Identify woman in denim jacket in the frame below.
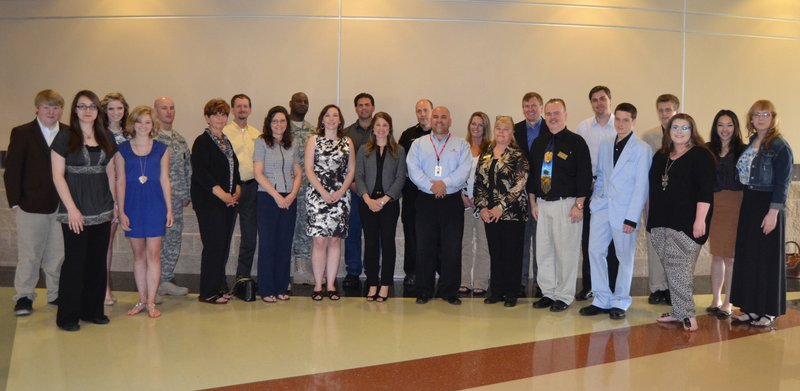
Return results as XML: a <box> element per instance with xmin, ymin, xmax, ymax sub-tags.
<box><xmin>730</xmin><ymin>100</ymin><xmax>794</xmax><ymax>327</ymax></box>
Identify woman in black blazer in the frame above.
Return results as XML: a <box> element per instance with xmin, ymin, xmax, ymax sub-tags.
<box><xmin>191</xmin><ymin>99</ymin><xmax>241</xmax><ymax>304</ymax></box>
<box><xmin>355</xmin><ymin>112</ymin><xmax>406</xmax><ymax>301</ymax></box>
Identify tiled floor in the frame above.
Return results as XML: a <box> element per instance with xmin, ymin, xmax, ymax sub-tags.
<box><xmin>2</xmin><ymin>282</ymin><xmax>800</xmax><ymax>390</ymax></box>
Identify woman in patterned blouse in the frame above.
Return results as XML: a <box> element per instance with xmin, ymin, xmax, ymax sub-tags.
<box><xmin>474</xmin><ymin>116</ymin><xmax>529</xmax><ymax>307</ymax></box>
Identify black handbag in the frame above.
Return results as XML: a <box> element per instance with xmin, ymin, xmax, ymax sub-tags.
<box><xmin>231</xmin><ymin>277</ymin><xmax>258</xmax><ymax>301</ymax></box>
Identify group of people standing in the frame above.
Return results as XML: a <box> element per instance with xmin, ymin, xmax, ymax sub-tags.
<box><xmin>4</xmin><ymin>87</ymin><xmax>793</xmax><ymax>333</ymax></box>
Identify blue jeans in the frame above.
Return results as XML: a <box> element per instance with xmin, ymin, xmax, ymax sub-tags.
<box><xmin>344</xmin><ymin>197</ymin><xmax>363</xmax><ymax>276</ymax></box>
<box><xmin>256</xmin><ymin>192</ymin><xmax>297</xmax><ymax>297</ymax></box>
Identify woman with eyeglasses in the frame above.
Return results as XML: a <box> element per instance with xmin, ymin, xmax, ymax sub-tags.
<box><xmin>191</xmin><ymin>99</ymin><xmax>241</xmax><ymax>304</ymax></box>
<box><xmin>647</xmin><ymin>113</ymin><xmax>715</xmax><ymax>332</ymax></box>
<box><xmin>99</xmin><ymin>92</ymin><xmax>129</xmax><ymax>306</ymax></box>
<box><xmin>459</xmin><ymin>112</ymin><xmax>492</xmax><ymax>297</ymax></box>
<box><xmin>704</xmin><ymin>110</ymin><xmax>745</xmax><ymax>318</ymax></box>
<box><xmin>51</xmin><ymin>90</ymin><xmax>117</xmax><ymax>331</ymax></box>
<box><xmin>254</xmin><ymin>106</ymin><xmax>302</xmax><ymax>303</ymax></box>
<box><xmin>474</xmin><ymin>116</ymin><xmax>528</xmax><ymax>307</ymax></box>
<box><xmin>730</xmin><ymin>100</ymin><xmax>794</xmax><ymax>327</ymax></box>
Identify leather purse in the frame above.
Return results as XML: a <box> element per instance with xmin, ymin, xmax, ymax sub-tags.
<box><xmin>787</xmin><ymin>241</ymin><xmax>800</xmax><ymax>279</ymax></box>
<box><xmin>231</xmin><ymin>277</ymin><xmax>258</xmax><ymax>301</ymax></box>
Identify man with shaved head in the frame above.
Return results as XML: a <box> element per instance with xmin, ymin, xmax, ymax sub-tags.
<box><xmin>288</xmin><ymin>92</ymin><xmax>315</xmax><ymax>286</ymax></box>
<box><xmin>154</xmin><ymin>96</ymin><xmax>192</xmax><ymax>298</ymax></box>
<box><xmin>406</xmin><ymin>106</ymin><xmax>472</xmax><ymax>305</ymax></box>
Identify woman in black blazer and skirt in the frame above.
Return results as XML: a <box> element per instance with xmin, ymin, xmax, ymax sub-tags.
<box><xmin>191</xmin><ymin>99</ymin><xmax>241</xmax><ymax>304</ymax></box>
<box><xmin>355</xmin><ymin>112</ymin><xmax>407</xmax><ymax>301</ymax></box>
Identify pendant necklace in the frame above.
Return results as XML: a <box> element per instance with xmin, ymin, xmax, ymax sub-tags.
<box><xmin>661</xmin><ymin>159</ymin><xmax>675</xmax><ymax>191</ymax></box>
<box><xmin>132</xmin><ymin>142</ymin><xmax>149</xmax><ymax>184</ymax></box>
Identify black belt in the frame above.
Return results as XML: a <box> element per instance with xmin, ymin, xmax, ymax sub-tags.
<box><xmin>539</xmin><ymin>196</ymin><xmax>573</xmax><ymax>202</ymax></box>
<box><xmin>242</xmin><ymin>179</ymin><xmax>256</xmax><ymax>185</ymax></box>
<box><xmin>420</xmin><ymin>192</ymin><xmax>459</xmax><ymax>200</ymax></box>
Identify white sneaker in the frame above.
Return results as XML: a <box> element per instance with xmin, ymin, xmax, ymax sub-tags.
<box><xmin>159</xmin><ymin>281</ymin><xmax>189</xmax><ymax>296</ymax></box>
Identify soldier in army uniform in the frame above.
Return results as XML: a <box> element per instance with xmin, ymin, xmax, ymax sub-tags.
<box><xmin>288</xmin><ymin>92</ymin><xmax>314</xmax><ymax>286</ymax></box>
<box><xmin>154</xmin><ymin>96</ymin><xmax>192</xmax><ymax>297</ymax></box>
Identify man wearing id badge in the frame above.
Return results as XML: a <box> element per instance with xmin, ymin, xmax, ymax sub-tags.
<box><xmin>406</xmin><ymin>106</ymin><xmax>472</xmax><ymax>305</ymax></box>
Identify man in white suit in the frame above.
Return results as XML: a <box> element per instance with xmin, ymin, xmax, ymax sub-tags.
<box><xmin>579</xmin><ymin>103</ymin><xmax>651</xmax><ymax>320</ymax></box>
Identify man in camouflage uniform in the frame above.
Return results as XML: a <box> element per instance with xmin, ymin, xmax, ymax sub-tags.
<box><xmin>154</xmin><ymin>96</ymin><xmax>192</xmax><ymax>297</ymax></box>
<box><xmin>288</xmin><ymin>92</ymin><xmax>314</xmax><ymax>285</ymax></box>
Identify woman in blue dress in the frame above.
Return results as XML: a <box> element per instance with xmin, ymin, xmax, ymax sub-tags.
<box><xmin>114</xmin><ymin>105</ymin><xmax>173</xmax><ymax>318</ymax></box>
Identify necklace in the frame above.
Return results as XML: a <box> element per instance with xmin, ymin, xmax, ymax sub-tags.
<box><xmin>131</xmin><ymin>141</ymin><xmax>150</xmax><ymax>184</ymax></box>
<box><xmin>661</xmin><ymin>158</ymin><xmax>678</xmax><ymax>191</ymax></box>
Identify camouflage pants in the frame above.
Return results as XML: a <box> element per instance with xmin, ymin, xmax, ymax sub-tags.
<box><xmin>291</xmin><ymin>189</ymin><xmax>313</xmax><ymax>284</ymax></box>
<box><xmin>160</xmin><ymin>201</ymin><xmax>184</xmax><ymax>282</ymax></box>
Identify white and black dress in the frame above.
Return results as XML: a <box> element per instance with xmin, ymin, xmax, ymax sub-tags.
<box><xmin>306</xmin><ymin>135</ymin><xmax>351</xmax><ymax>238</ymax></box>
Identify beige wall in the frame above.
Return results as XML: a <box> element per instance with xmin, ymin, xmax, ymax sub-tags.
<box><xmin>1</xmin><ymin>0</ymin><xmax>798</xmax><ymax>156</ymax></box>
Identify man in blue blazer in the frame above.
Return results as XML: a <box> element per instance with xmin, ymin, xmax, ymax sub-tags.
<box><xmin>579</xmin><ymin>103</ymin><xmax>651</xmax><ymax>320</ymax></box>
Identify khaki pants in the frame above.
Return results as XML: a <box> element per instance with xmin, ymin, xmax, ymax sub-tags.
<box><xmin>461</xmin><ymin>208</ymin><xmax>489</xmax><ymax>290</ymax></box>
<box><xmin>536</xmin><ymin>198</ymin><xmax>582</xmax><ymax>305</ymax></box>
<box><xmin>13</xmin><ymin>209</ymin><xmax>63</xmax><ymax>303</ymax></box>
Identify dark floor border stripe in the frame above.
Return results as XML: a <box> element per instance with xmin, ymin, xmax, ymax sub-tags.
<box><xmin>207</xmin><ymin>308</ymin><xmax>800</xmax><ymax>390</ymax></box>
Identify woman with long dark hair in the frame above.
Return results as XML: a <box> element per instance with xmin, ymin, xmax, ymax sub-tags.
<box><xmin>704</xmin><ymin>110</ymin><xmax>745</xmax><ymax>318</ymax></box>
<box><xmin>99</xmin><ymin>92</ymin><xmax>129</xmax><ymax>306</ymax></box>
<box><xmin>648</xmin><ymin>113</ymin><xmax>715</xmax><ymax>332</ymax></box>
<box><xmin>255</xmin><ymin>106</ymin><xmax>302</xmax><ymax>302</ymax></box>
<box><xmin>51</xmin><ymin>90</ymin><xmax>117</xmax><ymax>331</ymax></box>
<box><xmin>355</xmin><ymin>112</ymin><xmax>406</xmax><ymax>302</ymax></box>
<box><xmin>304</xmin><ymin>104</ymin><xmax>355</xmax><ymax>301</ymax></box>
<box><xmin>730</xmin><ymin>100</ymin><xmax>794</xmax><ymax>327</ymax></box>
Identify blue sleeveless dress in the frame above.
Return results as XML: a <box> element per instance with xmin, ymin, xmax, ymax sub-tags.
<box><xmin>119</xmin><ymin>140</ymin><xmax>168</xmax><ymax>238</ymax></box>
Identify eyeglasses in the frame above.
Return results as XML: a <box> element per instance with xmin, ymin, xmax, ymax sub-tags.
<box><xmin>670</xmin><ymin>124</ymin><xmax>691</xmax><ymax>132</ymax></box>
<box><xmin>752</xmin><ymin>112</ymin><xmax>771</xmax><ymax>118</ymax></box>
<box><xmin>76</xmin><ymin>104</ymin><xmax>98</xmax><ymax>111</ymax></box>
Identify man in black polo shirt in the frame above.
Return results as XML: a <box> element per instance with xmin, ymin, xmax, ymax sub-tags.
<box><xmin>527</xmin><ymin>98</ymin><xmax>592</xmax><ymax>312</ymax></box>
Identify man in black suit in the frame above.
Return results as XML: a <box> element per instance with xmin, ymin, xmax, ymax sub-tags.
<box><xmin>513</xmin><ymin>92</ymin><xmax>548</xmax><ymax>299</ymax></box>
<box><xmin>4</xmin><ymin>89</ymin><xmax>67</xmax><ymax>316</ymax></box>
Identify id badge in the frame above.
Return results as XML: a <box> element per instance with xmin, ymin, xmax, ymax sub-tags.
<box><xmin>434</xmin><ymin>165</ymin><xmax>443</xmax><ymax>177</ymax></box>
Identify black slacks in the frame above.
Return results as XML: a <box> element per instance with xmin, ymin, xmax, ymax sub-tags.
<box><xmin>415</xmin><ymin>193</ymin><xmax>464</xmax><ymax>299</ymax></box>
<box><xmin>196</xmin><ymin>202</ymin><xmax>237</xmax><ymax>299</ymax></box>
<box><xmin>57</xmin><ymin>222</ymin><xmax>110</xmax><ymax>327</ymax></box>
<box><xmin>235</xmin><ymin>180</ymin><xmax>258</xmax><ymax>278</ymax></box>
<box><xmin>581</xmin><ymin>194</ymin><xmax>619</xmax><ymax>291</ymax></box>
<box><xmin>360</xmin><ymin>200</ymin><xmax>400</xmax><ymax>286</ymax></box>
<box><xmin>485</xmin><ymin>219</ymin><xmax>525</xmax><ymax>299</ymax></box>
<box><xmin>401</xmin><ymin>180</ymin><xmax>419</xmax><ymax>276</ymax></box>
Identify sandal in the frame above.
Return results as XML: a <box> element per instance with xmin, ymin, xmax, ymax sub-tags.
<box><xmin>473</xmin><ymin>289</ymin><xmax>487</xmax><ymax>297</ymax></box>
<box><xmin>682</xmin><ymin>317</ymin><xmax>698</xmax><ymax>331</ymax></box>
<box><xmin>105</xmin><ymin>296</ymin><xmax>117</xmax><ymax>306</ymax></box>
<box><xmin>458</xmin><ymin>286</ymin><xmax>471</xmax><ymax>296</ymax></box>
<box><xmin>705</xmin><ymin>306</ymin><xmax>720</xmax><ymax>314</ymax></box>
<box><xmin>376</xmin><ymin>295</ymin><xmax>389</xmax><ymax>302</ymax></box>
<box><xmin>366</xmin><ymin>286</ymin><xmax>378</xmax><ymax>302</ymax></box>
<box><xmin>127</xmin><ymin>302</ymin><xmax>146</xmax><ymax>316</ymax></box>
<box><xmin>311</xmin><ymin>291</ymin><xmax>324</xmax><ymax>301</ymax></box>
<box><xmin>656</xmin><ymin>313</ymin><xmax>680</xmax><ymax>323</ymax></box>
<box><xmin>146</xmin><ymin>303</ymin><xmax>161</xmax><ymax>318</ymax></box>
<box><xmin>198</xmin><ymin>294</ymin><xmax>229</xmax><ymax>304</ymax></box>
<box><xmin>262</xmin><ymin>295</ymin><xmax>277</xmax><ymax>303</ymax></box>
<box><xmin>277</xmin><ymin>294</ymin><xmax>290</xmax><ymax>301</ymax></box>
<box><xmin>328</xmin><ymin>290</ymin><xmax>341</xmax><ymax>301</ymax></box>
<box><xmin>716</xmin><ymin>308</ymin><xmax>732</xmax><ymax>319</ymax></box>
<box><xmin>750</xmin><ymin>315</ymin><xmax>774</xmax><ymax>327</ymax></box>
<box><xmin>732</xmin><ymin>312</ymin><xmax>758</xmax><ymax>324</ymax></box>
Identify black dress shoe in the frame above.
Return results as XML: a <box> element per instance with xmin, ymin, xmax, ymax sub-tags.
<box><xmin>533</xmin><ymin>297</ymin><xmax>555</xmax><ymax>309</ymax></box>
<box><xmin>484</xmin><ymin>296</ymin><xmax>502</xmax><ymax>304</ymax></box>
<box><xmin>504</xmin><ymin>297</ymin><xmax>518</xmax><ymax>307</ymax></box>
<box><xmin>403</xmin><ymin>274</ymin><xmax>416</xmax><ymax>286</ymax></box>
<box><xmin>648</xmin><ymin>289</ymin><xmax>669</xmax><ymax>305</ymax></box>
<box><xmin>579</xmin><ymin>305</ymin><xmax>609</xmax><ymax>316</ymax></box>
<box><xmin>550</xmin><ymin>300</ymin><xmax>569</xmax><ymax>312</ymax></box>
<box><xmin>81</xmin><ymin>315</ymin><xmax>110</xmax><ymax>325</ymax></box>
<box><xmin>342</xmin><ymin>274</ymin><xmax>360</xmax><ymax>288</ymax></box>
<box><xmin>58</xmin><ymin>323</ymin><xmax>80</xmax><ymax>332</ymax></box>
<box><xmin>575</xmin><ymin>289</ymin><xmax>593</xmax><ymax>301</ymax></box>
<box><xmin>534</xmin><ymin>286</ymin><xmax>543</xmax><ymax>298</ymax></box>
<box><xmin>416</xmin><ymin>296</ymin><xmax>430</xmax><ymax>304</ymax></box>
<box><xmin>445</xmin><ymin>296</ymin><xmax>462</xmax><ymax>305</ymax></box>
<box><xmin>609</xmin><ymin>308</ymin><xmax>626</xmax><ymax>320</ymax></box>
